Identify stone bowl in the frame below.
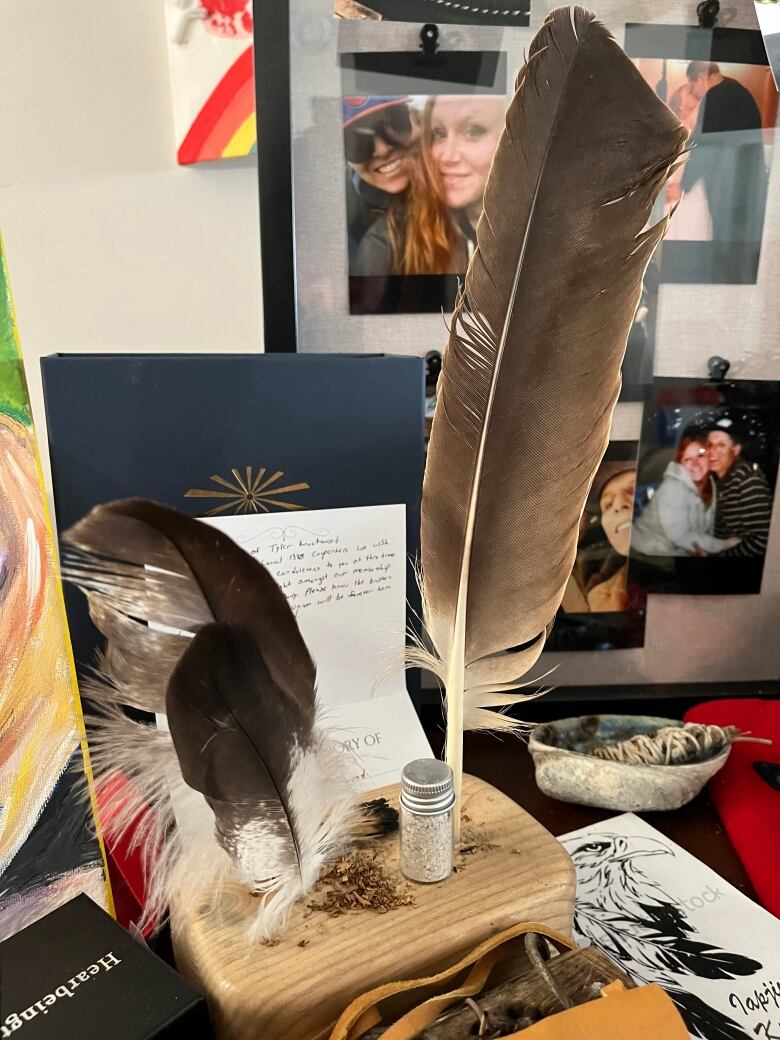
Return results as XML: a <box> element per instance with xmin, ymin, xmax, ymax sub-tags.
<box><xmin>528</xmin><ymin>714</ymin><xmax>731</xmax><ymax>812</ymax></box>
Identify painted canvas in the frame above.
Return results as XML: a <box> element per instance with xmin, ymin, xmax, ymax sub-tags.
<box><xmin>164</xmin><ymin>0</ymin><xmax>256</xmax><ymax>165</ymax></box>
<box><xmin>0</xmin><ymin>239</ymin><xmax>111</xmax><ymax>940</ymax></box>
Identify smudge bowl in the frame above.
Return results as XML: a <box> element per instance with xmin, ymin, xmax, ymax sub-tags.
<box><xmin>528</xmin><ymin>715</ymin><xmax>731</xmax><ymax>812</ymax></box>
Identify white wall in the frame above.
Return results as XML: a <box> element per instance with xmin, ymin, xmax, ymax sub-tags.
<box><xmin>0</xmin><ymin>0</ymin><xmax>263</xmax><ymax>506</ymax></box>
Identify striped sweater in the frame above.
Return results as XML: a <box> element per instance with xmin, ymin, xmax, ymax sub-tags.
<box><xmin>714</xmin><ymin>457</ymin><xmax>772</xmax><ymax>557</ymax></box>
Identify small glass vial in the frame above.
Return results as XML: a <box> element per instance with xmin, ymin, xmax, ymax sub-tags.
<box><xmin>399</xmin><ymin>759</ymin><xmax>455</xmax><ymax>884</ymax></box>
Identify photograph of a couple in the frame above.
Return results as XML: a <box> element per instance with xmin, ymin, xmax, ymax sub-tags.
<box><xmin>546</xmin><ymin>443</ymin><xmax>646</xmax><ymax>653</ymax></box>
<box><xmin>628</xmin><ymin>378</ymin><xmax>779</xmax><ymax>596</ymax></box>
<box><xmin>628</xmin><ymin>25</ymin><xmax>776</xmax><ymax>284</ymax></box>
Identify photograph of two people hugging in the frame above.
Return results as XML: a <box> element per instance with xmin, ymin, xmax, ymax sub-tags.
<box><xmin>632</xmin><ymin>425</ymin><xmax>771</xmax><ymax>561</ymax></box>
<box><xmin>629</xmin><ymin>380</ymin><xmax>779</xmax><ymax>596</ymax></box>
<box><xmin>549</xmin><ymin>419</ymin><xmax>771</xmax><ymax>619</ymax></box>
<box><xmin>552</xmin><ymin>381</ymin><xmax>778</xmax><ymax>651</ymax></box>
<box><xmin>627</xmin><ymin>19</ymin><xmax>777</xmax><ymax>285</ymax></box>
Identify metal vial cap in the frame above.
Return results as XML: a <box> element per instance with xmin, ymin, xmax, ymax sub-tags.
<box><xmin>400</xmin><ymin>759</ymin><xmax>455</xmax><ymax>815</ymax></box>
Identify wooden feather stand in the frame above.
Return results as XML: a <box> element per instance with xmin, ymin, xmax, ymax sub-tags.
<box><xmin>172</xmin><ymin>775</ymin><xmax>575</xmax><ymax>1040</ymax></box>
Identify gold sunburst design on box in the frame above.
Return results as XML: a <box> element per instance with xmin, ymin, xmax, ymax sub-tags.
<box><xmin>185</xmin><ymin>468</ymin><xmax>310</xmax><ymax>516</ymax></box>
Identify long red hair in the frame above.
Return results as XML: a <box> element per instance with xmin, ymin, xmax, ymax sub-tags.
<box><xmin>676</xmin><ymin>435</ymin><xmax>713</xmax><ymax>507</ymax></box>
<box><xmin>386</xmin><ymin>101</ymin><xmax>465</xmax><ymax>276</ymax></box>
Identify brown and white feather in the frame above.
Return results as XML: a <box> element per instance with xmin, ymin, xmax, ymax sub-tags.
<box><xmin>419</xmin><ymin>7</ymin><xmax>688</xmax><ymax>819</ymax></box>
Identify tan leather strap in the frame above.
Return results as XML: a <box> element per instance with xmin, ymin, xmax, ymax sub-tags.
<box><xmin>348</xmin><ymin>1007</ymin><xmax>382</xmax><ymax>1040</ymax></box>
<box><xmin>377</xmin><ymin>946</ymin><xmax>503</xmax><ymax>1040</ymax></box>
<box><xmin>332</xmin><ymin>921</ymin><xmax>577</xmax><ymax>1040</ymax></box>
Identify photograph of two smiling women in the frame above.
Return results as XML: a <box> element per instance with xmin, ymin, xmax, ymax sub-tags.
<box><xmin>343</xmin><ymin>92</ymin><xmax>498</xmax><ymax>315</ymax></box>
<box><xmin>341</xmin><ymin>91</ymin><xmax>657</xmax><ymax>399</ymax></box>
<box><xmin>344</xmin><ymin>93</ymin><xmax>499</xmax><ymax>281</ymax></box>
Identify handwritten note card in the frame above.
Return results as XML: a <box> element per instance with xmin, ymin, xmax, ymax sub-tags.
<box><xmin>205</xmin><ymin>505</ymin><xmax>431</xmax><ymax>789</ymax></box>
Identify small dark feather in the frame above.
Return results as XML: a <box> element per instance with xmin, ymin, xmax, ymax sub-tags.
<box><xmin>355</xmin><ymin>798</ymin><xmax>399</xmax><ymax>839</ymax></box>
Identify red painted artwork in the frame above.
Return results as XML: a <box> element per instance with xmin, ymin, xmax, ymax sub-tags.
<box><xmin>199</xmin><ymin>0</ymin><xmax>253</xmax><ymax>37</ymax></box>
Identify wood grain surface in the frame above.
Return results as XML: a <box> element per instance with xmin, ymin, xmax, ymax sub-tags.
<box><xmin>172</xmin><ymin>774</ymin><xmax>576</xmax><ymax>1040</ymax></box>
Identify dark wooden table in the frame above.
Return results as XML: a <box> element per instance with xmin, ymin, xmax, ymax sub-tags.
<box><xmin>424</xmin><ymin>726</ymin><xmax>756</xmax><ymax>901</ymax></box>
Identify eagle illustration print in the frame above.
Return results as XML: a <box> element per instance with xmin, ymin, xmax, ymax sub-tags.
<box><xmin>563</xmin><ymin>833</ymin><xmax>763</xmax><ymax>1040</ymax></box>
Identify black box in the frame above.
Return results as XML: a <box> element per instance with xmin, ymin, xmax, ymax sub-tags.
<box><xmin>0</xmin><ymin>895</ymin><xmax>211</xmax><ymax>1039</ymax></box>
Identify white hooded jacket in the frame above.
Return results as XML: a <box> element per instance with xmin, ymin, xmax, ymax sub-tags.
<box><xmin>631</xmin><ymin>461</ymin><xmax>735</xmax><ymax>557</ymax></box>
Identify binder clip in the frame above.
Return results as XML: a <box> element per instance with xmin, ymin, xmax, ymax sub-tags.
<box><xmin>707</xmin><ymin>356</ymin><xmax>731</xmax><ymax>382</ymax></box>
<box><xmin>696</xmin><ymin>0</ymin><xmax>720</xmax><ymax>28</ymax></box>
<box><xmin>420</xmin><ymin>23</ymin><xmax>440</xmax><ymax>58</ymax></box>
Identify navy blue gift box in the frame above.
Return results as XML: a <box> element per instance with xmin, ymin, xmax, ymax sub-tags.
<box><xmin>41</xmin><ymin>353</ymin><xmax>425</xmax><ymax>691</ymax></box>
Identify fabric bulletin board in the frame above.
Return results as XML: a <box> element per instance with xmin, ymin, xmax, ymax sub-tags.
<box><xmin>277</xmin><ymin>0</ymin><xmax>780</xmax><ymax>690</ymax></box>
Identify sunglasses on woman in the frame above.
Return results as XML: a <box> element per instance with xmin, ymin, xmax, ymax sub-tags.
<box><xmin>344</xmin><ymin>105</ymin><xmax>413</xmax><ymax>165</ymax></box>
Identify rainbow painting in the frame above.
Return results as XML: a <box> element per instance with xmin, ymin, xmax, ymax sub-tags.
<box><xmin>165</xmin><ymin>0</ymin><xmax>256</xmax><ymax>165</ymax></box>
<box><xmin>0</xmin><ymin>238</ymin><xmax>111</xmax><ymax>940</ymax></box>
